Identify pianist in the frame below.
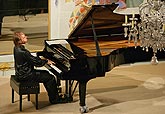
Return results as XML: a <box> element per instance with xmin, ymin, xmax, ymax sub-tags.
<box><xmin>12</xmin><ymin>32</ymin><xmax>59</xmax><ymax>104</ymax></box>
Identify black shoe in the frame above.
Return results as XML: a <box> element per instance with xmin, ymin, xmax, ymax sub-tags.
<box><xmin>49</xmin><ymin>98</ymin><xmax>67</xmax><ymax>104</ymax></box>
<box><xmin>49</xmin><ymin>98</ymin><xmax>58</xmax><ymax>104</ymax></box>
<box><xmin>49</xmin><ymin>95</ymin><xmax>59</xmax><ymax>104</ymax></box>
<box><xmin>49</xmin><ymin>95</ymin><xmax>67</xmax><ymax>104</ymax></box>
<box><xmin>57</xmin><ymin>97</ymin><xmax>68</xmax><ymax>103</ymax></box>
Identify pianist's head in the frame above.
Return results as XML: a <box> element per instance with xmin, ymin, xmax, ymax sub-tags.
<box><xmin>13</xmin><ymin>32</ymin><xmax>28</xmax><ymax>46</ymax></box>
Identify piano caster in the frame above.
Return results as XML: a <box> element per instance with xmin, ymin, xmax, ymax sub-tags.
<box><xmin>79</xmin><ymin>106</ymin><xmax>89</xmax><ymax>114</ymax></box>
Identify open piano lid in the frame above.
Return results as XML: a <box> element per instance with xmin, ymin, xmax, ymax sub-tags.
<box><xmin>68</xmin><ymin>3</ymin><xmax>125</xmax><ymax>39</ymax></box>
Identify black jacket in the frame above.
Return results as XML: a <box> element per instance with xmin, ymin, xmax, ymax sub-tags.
<box><xmin>14</xmin><ymin>45</ymin><xmax>47</xmax><ymax>80</ymax></box>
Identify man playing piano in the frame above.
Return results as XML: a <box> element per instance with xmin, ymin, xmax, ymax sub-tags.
<box><xmin>12</xmin><ymin>32</ymin><xmax>60</xmax><ymax>104</ymax></box>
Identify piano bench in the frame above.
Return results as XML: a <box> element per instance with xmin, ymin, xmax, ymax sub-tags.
<box><xmin>10</xmin><ymin>75</ymin><xmax>40</xmax><ymax>111</ymax></box>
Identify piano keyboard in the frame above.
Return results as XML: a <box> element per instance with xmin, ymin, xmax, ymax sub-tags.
<box><xmin>50</xmin><ymin>64</ymin><xmax>62</xmax><ymax>74</ymax></box>
<box><xmin>45</xmin><ymin>64</ymin><xmax>62</xmax><ymax>74</ymax></box>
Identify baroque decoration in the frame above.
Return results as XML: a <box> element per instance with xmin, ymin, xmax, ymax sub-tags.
<box><xmin>123</xmin><ymin>0</ymin><xmax>165</xmax><ymax>65</ymax></box>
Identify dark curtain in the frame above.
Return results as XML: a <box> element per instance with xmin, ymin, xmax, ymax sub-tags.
<box><xmin>0</xmin><ymin>0</ymin><xmax>7</xmax><ymax>35</ymax></box>
<box><xmin>19</xmin><ymin>0</ymin><xmax>48</xmax><ymax>14</ymax></box>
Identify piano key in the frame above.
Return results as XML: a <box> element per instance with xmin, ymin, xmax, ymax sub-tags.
<box><xmin>49</xmin><ymin>64</ymin><xmax>62</xmax><ymax>74</ymax></box>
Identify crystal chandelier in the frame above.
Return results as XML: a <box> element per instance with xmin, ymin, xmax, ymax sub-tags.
<box><xmin>122</xmin><ymin>0</ymin><xmax>165</xmax><ymax>65</ymax></box>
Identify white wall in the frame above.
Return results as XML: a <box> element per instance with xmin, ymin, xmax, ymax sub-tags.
<box><xmin>0</xmin><ymin>53</ymin><xmax>36</xmax><ymax>76</ymax></box>
<box><xmin>49</xmin><ymin>0</ymin><xmax>75</xmax><ymax>39</ymax></box>
<box><xmin>0</xmin><ymin>55</ymin><xmax>14</xmax><ymax>76</ymax></box>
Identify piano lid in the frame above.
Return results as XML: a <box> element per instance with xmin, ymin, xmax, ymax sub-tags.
<box><xmin>68</xmin><ymin>3</ymin><xmax>125</xmax><ymax>39</ymax></box>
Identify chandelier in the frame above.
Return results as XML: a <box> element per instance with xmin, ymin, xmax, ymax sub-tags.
<box><xmin>122</xmin><ymin>0</ymin><xmax>165</xmax><ymax>65</ymax></box>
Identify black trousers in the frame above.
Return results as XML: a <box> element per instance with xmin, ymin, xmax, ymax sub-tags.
<box><xmin>22</xmin><ymin>69</ymin><xmax>59</xmax><ymax>103</ymax></box>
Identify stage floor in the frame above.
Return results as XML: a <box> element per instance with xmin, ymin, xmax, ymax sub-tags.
<box><xmin>0</xmin><ymin>13</ymin><xmax>48</xmax><ymax>55</ymax></box>
<box><xmin>1</xmin><ymin>61</ymin><xmax>165</xmax><ymax>114</ymax></box>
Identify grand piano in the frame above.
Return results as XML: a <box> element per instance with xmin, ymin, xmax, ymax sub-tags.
<box><xmin>37</xmin><ymin>3</ymin><xmax>165</xmax><ymax>113</ymax></box>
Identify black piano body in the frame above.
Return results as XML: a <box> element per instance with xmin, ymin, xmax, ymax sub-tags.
<box><xmin>37</xmin><ymin>4</ymin><xmax>165</xmax><ymax>108</ymax></box>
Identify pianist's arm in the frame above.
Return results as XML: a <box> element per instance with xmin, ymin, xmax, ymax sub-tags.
<box><xmin>24</xmin><ymin>51</ymin><xmax>54</xmax><ymax>67</ymax></box>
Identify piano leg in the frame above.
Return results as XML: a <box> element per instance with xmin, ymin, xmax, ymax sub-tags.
<box><xmin>79</xmin><ymin>81</ymin><xmax>87</xmax><ymax>106</ymax></box>
<box><xmin>79</xmin><ymin>80</ymin><xmax>89</xmax><ymax>113</ymax></box>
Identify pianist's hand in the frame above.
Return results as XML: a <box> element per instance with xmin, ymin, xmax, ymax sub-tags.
<box><xmin>47</xmin><ymin>59</ymin><xmax>55</xmax><ymax>65</ymax></box>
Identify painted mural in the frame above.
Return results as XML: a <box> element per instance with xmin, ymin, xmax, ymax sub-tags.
<box><xmin>50</xmin><ymin>0</ymin><xmax>143</xmax><ymax>39</ymax></box>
